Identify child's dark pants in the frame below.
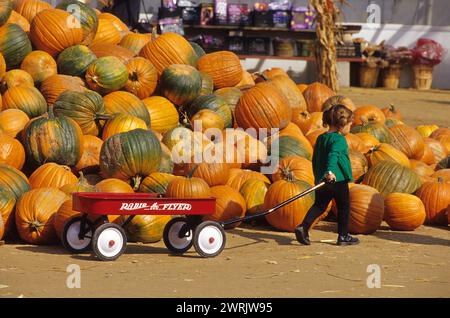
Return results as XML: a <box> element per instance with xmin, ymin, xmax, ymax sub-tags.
<box><xmin>301</xmin><ymin>181</ymin><xmax>350</xmax><ymax>236</ymax></box>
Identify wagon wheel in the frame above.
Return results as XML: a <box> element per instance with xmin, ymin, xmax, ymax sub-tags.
<box><xmin>92</xmin><ymin>223</ymin><xmax>127</xmax><ymax>261</ymax></box>
<box><xmin>163</xmin><ymin>217</ymin><xmax>194</xmax><ymax>254</ymax></box>
<box><xmin>62</xmin><ymin>216</ymin><xmax>94</xmax><ymax>253</ymax></box>
<box><xmin>193</xmin><ymin>221</ymin><xmax>226</xmax><ymax>258</ymax></box>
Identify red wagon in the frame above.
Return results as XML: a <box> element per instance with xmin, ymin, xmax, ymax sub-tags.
<box><xmin>66</xmin><ymin>192</ymin><xmax>225</xmax><ymax>260</ymax></box>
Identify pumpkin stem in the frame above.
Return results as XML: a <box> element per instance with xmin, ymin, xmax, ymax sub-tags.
<box><xmin>285</xmin><ymin>169</ymin><xmax>295</xmax><ymax>182</ymax></box>
<box><xmin>95</xmin><ymin>114</ymin><xmax>112</xmax><ymax>121</ymax></box>
<box><xmin>437</xmin><ymin>177</ymin><xmax>443</xmax><ymax>183</ymax></box>
<box><xmin>368</xmin><ymin>144</ymin><xmax>380</xmax><ymax>153</ymax></box>
<box><xmin>390</xmin><ymin>103</ymin><xmax>396</xmax><ymax>112</ymax></box>
<box><xmin>29</xmin><ymin>221</ymin><xmax>43</xmax><ymax>232</ymax></box>
<box><xmin>151</xmin><ymin>27</ymin><xmax>158</xmax><ymax>41</ymax></box>
<box><xmin>187</xmin><ymin>164</ymin><xmax>199</xmax><ymax>178</ymax></box>
<box><xmin>130</xmin><ymin>71</ymin><xmax>139</xmax><ymax>82</ymax></box>
<box><xmin>132</xmin><ymin>175</ymin><xmax>142</xmax><ymax>191</ymax></box>
<box><xmin>48</xmin><ymin>106</ymin><xmax>55</xmax><ymax>119</ymax></box>
<box><xmin>359</xmin><ymin>116</ymin><xmax>368</xmax><ymax>126</ymax></box>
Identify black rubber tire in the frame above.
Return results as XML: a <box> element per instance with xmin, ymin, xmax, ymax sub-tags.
<box><xmin>193</xmin><ymin>221</ymin><xmax>226</xmax><ymax>258</ymax></box>
<box><xmin>62</xmin><ymin>216</ymin><xmax>94</xmax><ymax>254</ymax></box>
<box><xmin>163</xmin><ymin>217</ymin><xmax>194</xmax><ymax>254</ymax></box>
<box><xmin>92</xmin><ymin>223</ymin><xmax>127</xmax><ymax>261</ymax></box>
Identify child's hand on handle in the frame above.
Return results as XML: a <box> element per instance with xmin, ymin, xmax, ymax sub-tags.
<box><xmin>325</xmin><ymin>171</ymin><xmax>336</xmax><ymax>184</ymax></box>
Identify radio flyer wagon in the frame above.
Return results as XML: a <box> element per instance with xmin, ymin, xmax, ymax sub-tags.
<box><xmin>66</xmin><ymin>181</ymin><xmax>326</xmax><ymax>261</ymax></box>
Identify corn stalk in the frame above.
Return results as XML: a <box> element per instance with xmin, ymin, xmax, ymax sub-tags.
<box><xmin>310</xmin><ymin>0</ymin><xmax>346</xmax><ymax>92</ymax></box>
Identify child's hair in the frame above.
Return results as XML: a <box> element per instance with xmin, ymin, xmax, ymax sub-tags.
<box><xmin>322</xmin><ymin>104</ymin><xmax>353</xmax><ymax>129</ymax></box>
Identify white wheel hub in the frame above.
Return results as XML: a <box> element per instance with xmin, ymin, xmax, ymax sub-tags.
<box><xmin>197</xmin><ymin>225</ymin><xmax>223</xmax><ymax>255</ymax></box>
<box><xmin>168</xmin><ymin>221</ymin><xmax>192</xmax><ymax>249</ymax></box>
<box><xmin>66</xmin><ymin>221</ymin><xmax>91</xmax><ymax>250</ymax></box>
<box><xmin>96</xmin><ymin>227</ymin><xmax>124</xmax><ymax>258</ymax></box>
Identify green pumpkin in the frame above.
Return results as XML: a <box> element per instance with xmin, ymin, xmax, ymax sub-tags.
<box><xmin>57</xmin><ymin>1</ymin><xmax>98</xmax><ymax>45</ymax></box>
<box><xmin>0</xmin><ymin>23</ymin><xmax>32</xmax><ymax>69</ymax></box>
<box><xmin>351</xmin><ymin>121</ymin><xmax>392</xmax><ymax>144</ymax></box>
<box><xmin>100</xmin><ymin>128</ymin><xmax>162</xmax><ymax>189</ymax></box>
<box><xmin>85</xmin><ymin>56</ymin><xmax>128</xmax><ymax>95</ymax></box>
<box><xmin>118</xmin><ymin>214</ymin><xmax>172</xmax><ymax>243</ymax></box>
<box><xmin>23</xmin><ymin>109</ymin><xmax>84</xmax><ymax>167</ymax></box>
<box><xmin>139</xmin><ymin>172</ymin><xmax>178</xmax><ymax>194</ymax></box>
<box><xmin>199</xmin><ymin>72</ymin><xmax>214</xmax><ymax>96</ymax></box>
<box><xmin>0</xmin><ymin>164</ymin><xmax>30</xmax><ymax>200</ymax></box>
<box><xmin>214</xmin><ymin>87</ymin><xmax>243</xmax><ymax>114</ymax></box>
<box><xmin>362</xmin><ymin>160</ymin><xmax>422</xmax><ymax>196</ymax></box>
<box><xmin>53</xmin><ymin>90</ymin><xmax>107</xmax><ymax>136</ymax></box>
<box><xmin>103</xmin><ymin>91</ymin><xmax>151</xmax><ymax>126</ymax></box>
<box><xmin>0</xmin><ymin>0</ymin><xmax>12</xmax><ymax>26</ymax></box>
<box><xmin>190</xmin><ymin>41</ymin><xmax>206</xmax><ymax>58</ymax></box>
<box><xmin>384</xmin><ymin>118</ymin><xmax>403</xmax><ymax>128</ymax></box>
<box><xmin>160</xmin><ymin>64</ymin><xmax>202</xmax><ymax>106</ymax></box>
<box><xmin>240</xmin><ymin>178</ymin><xmax>268</xmax><ymax>215</ymax></box>
<box><xmin>188</xmin><ymin>94</ymin><xmax>233</xmax><ymax>128</ymax></box>
<box><xmin>3</xmin><ymin>86</ymin><xmax>47</xmax><ymax>118</ymax></box>
<box><xmin>57</xmin><ymin>45</ymin><xmax>97</xmax><ymax>77</ymax></box>
<box><xmin>270</xmin><ymin>136</ymin><xmax>312</xmax><ymax>161</ymax></box>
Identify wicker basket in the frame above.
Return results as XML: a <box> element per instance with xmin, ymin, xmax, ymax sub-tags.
<box><xmin>273</xmin><ymin>39</ymin><xmax>294</xmax><ymax>57</ymax></box>
<box><xmin>412</xmin><ymin>64</ymin><xmax>433</xmax><ymax>90</ymax></box>
<box><xmin>382</xmin><ymin>64</ymin><xmax>402</xmax><ymax>89</ymax></box>
<box><xmin>360</xmin><ymin>65</ymin><xmax>379</xmax><ymax>88</ymax></box>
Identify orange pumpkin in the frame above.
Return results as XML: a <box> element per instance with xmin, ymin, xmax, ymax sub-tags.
<box><xmin>353</xmin><ymin>105</ymin><xmax>386</xmax><ymax>126</ymax></box>
<box><xmin>39</xmin><ymin>74</ymin><xmax>86</xmax><ymax>106</ymax></box>
<box><xmin>74</xmin><ymin>135</ymin><xmax>103</xmax><ymax>173</ymax></box>
<box><xmin>0</xmin><ymin>188</ymin><xmax>16</xmax><ymax>239</ymax></box>
<box><xmin>349</xmin><ymin>150</ymin><xmax>369</xmax><ymax>182</ymax></box>
<box><xmin>429</xmin><ymin>127</ymin><xmax>450</xmax><ymax>139</ymax></box>
<box><xmin>418</xmin><ymin>142</ymin><xmax>436</xmax><ymax>165</ymax></box>
<box><xmin>0</xmin><ymin>132</ymin><xmax>25</xmax><ymax>169</ymax></box>
<box><xmin>15</xmin><ymin>0</ymin><xmax>51</xmax><ymax>23</ymax></box>
<box><xmin>15</xmin><ymin>187</ymin><xmax>68</xmax><ymax>244</ymax></box>
<box><xmin>119</xmin><ymin>32</ymin><xmax>151</xmax><ymax>55</ymax></box>
<box><xmin>29</xmin><ymin>163</ymin><xmax>78</xmax><ymax>189</ymax></box>
<box><xmin>292</xmin><ymin>111</ymin><xmax>312</xmax><ymax>134</ymax></box>
<box><xmin>98</xmin><ymin>12</ymin><xmax>129</xmax><ymax>37</ymax></box>
<box><xmin>297</xmin><ymin>83</ymin><xmax>308</xmax><ymax>93</ymax></box>
<box><xmin>138</xmin><ymin>172</ymin><xmax>178</xmax><ymax>194</ymax></box>
<box><xmin>264</xmin><ymin>177</ymin><xmax>315</xmax><ymax>232</ymax></box>
<box><xmin>354</xmin><ymin>133</ymin><xmax>379</xmax><ymax>152</ymax></box>
<box><xmin>345</xmin><ymin>133</ymin><xmax>366</xmax><ymax>153</ymax></box>
<box><xmin>272</xmin><ymin>155</ymin><xmax>314</xmax><ymax>185</ymax></box>
<box><xmin>235</xmin><ymin>71</ymin><xmax>255</xmax><ymax>88</ymax></box>
<box><xmin>235</xmin><ymin>82</ymin><xmax>291</xmax><ymax>131</ymax></box>
<box><xmin>431</xmin><ymin>169</ymin><xmax>450</xmax><ymax>183</ymax></box>
<box><xmin>262</xmin><ymin>68</ymin><xmax>288</xmax><ymax>79</ymax></box>
<box><xmin>424</xmin><ymin>137</ymin><xmax>447</xmax><ymax>163</ymax></box>
<box><xmin>347</xmin><ymin>184</ymin><xmax>385</xmax><ymax>234</ymax></box>
<box><xmin>197</xmin><ymin>51</ymin><xmax>243</xmax><ymax>89</ymax></box>
<box><xmin>0</xmin><ymin>109</ymin><xmax>29</xmax><ymax>138</ymax></box>
<box><xmin>124</xmin><ymin>57</ymin><xmax>158</xmax><ymax>99</ymax></box>
<box><xmin>54</xmin><ymin>199</ymin><xmax>85</xmax><ymax>239</ymax></box>
<box><xmin>226</xmin><ymin>168</ymin><xmax>270</xmax><ymax>192</ymax></box>
<box><xmin>389</xmin><ymin>124</ymin><xmax>425</xmax><ymax>160</ymax></box>
<box><xmin>181</xmin><ymin>162</ymin><xmax>230</xmax><ymax>187</ymax></box>
<box><xmin>278</xmin><ymin>122</ymin><xmax>314</xmax><ymax>156</ymax></box>
<box><xmin>142</xmin><ymin>96</ymin><xmax>179</xmax><ymax>134</ymax></box>
<box><xmin>101</xmin><ymin>113</ymin><xmax>148</xmax><ymax>141</ymax></box>
<box><xmin>264</xmin><ymin>75</ymin><xmax>307</xmax><ymax>117</ymax></box>
<box><xmin>191</xmin><ymin>109</ymin><xmax>225</xmax><ymax>133</ymax></box>
<box><xmin>5</xmin><ymin>10</ymin><xmax>30</xmax><ymax>32</ymax></box>
<box><xmin>59</xmin><ymin>172</ymin><xmax>96</xmax><ymax>195</ymax></box>
<box><xmin>95</xmin><ymin>178</ymin><xmax>133</xmax><ymax>193</ymax></box>
<box><xmin>384</xmin><ymin>193</ymin><xmax>425</xmax><ymax>231</ymax></box>
<box><xmin>2</xmin><ymin>85</ymin><xmax>47</xmax><ymax>118</ymax></box>
<box><xmin>306</xmin><ymin>129</ymin><xmax>327</xmax><ymax>148</ymax></box>
<box><xmin>89</xmin><ymin>43</ymin><xmax>135</xmax><ymax>64</ymax></box>
<box><xmin>434</xmin><ymin>135</ymin><xmax>450</xmax><ymax>153</ymax></box>
<box><xmin>381</xmin><ymin>104</ymin><xmax>403</xmax><ymax>120</ymax></box>
<box><xmin>90</xmin><ymin>17</ymin><xmax>121</xmax><ymax>46</ymax></box>
<box><xmin>103</xmin><ymin>91</ymin><xmax>150</xmax><ymax>126</ymax></box>
<box><xmin>165</xmin><ymin>167</ymin><xmax>211</xmax><ymax>199</ymax></box>
<box><xmin>0</xmin><ymin>69</ymin><xmax>34</xmax><ymax>93</ymax></box>
<box><xmin>0</xmin><ymin>52</ymin><xmax>5</xmax><ymax>82</ymax></box>
<box><xmin>415</xmin><ymin>178</ymin><xmax>450</xmax><ymax>225</ymax></box>
<box><xmin>20</xmin><ymin>50</ymin><xmax>57</xmax><ymax>85</ymax></box>
<box><xmin>140</xmin><ymin>32</ymin><xmax>197</xmax><ymax>75</ymax></box>
<box><xmin>409</xmin><ymin>159</ymin><xmax>436</xmax><ymax>183</ymax></box>
<box><xmin>366</xmin><ymin>143</ymin><xmax>410</xmax><ymax>168</ymax></box>
<box><xmin>302</xmin><ymin>111</ymin><xmax>324</xmax><ymax>135</ymax></box>
<box><xmin>29</xmin><ymin>9</ymin><xmax>84</xmax><ymax>57</ymax></box>
<box><xmin>302</xmin><ymin>82</ymin><xmax>335</xmax><ymax>113</ymax></box>
<box><xmin>203</xmin><ymin>185</ymin><xmax>246</xmax><ymax>229</ymax></box>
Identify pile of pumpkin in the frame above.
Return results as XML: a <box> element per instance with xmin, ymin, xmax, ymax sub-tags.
<box><xmin>0</xmin><ymin>0</ymin><xmax>449</xmax><ymax>247</ymax></box>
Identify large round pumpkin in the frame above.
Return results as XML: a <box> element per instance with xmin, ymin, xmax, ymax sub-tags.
<box><xmin>5</xmin><ymin>10</ymin><xmax>30</xmax><ymax>32</ymax></box>
<box><xmin>0</xmin><ymin>22</ymin><xmax>32</xmax><ymax>69</ymax></box>
<box><xmin>347</xmin><ymin>184</ymin><xmax>384</xmax><ymax>234</ymax></box>
<box><xmin>15</xmin><ymin>0</ymin><xmax>51</xmax><ymax>23</ymax></box>
<box><xmin>53</xmin><ymin>89</ymin><xmax>107</xmax><ymax>136</ymax></box>
<box><xmin>100</xmin><ymin>129</ymin><xmax>161</xmax><ymax>189</ymax></box>
<box><xmin>138</xmin><ymin>172</ymin><xmax>178</xmax><ymax>194</ymax></box>
<box><xmin>389</xmin><ymin>124</ymin><xmax>425</xmax><ymax>160</ymax></box>
<box><xmin>351</xmin><ymin>120</ymin><xmax>392</xmax><ymax>144</ymax></box>
<box><xmin>140</xmin><ymin>32</ymin><xmax>197</xmax><ymax>75</ymax></box>
<box><xmin>199</xmin><ymin>71</ymin><xmax>214</xmax><ymax>96</ymax></box>
<box><xmin>15</xmin><ymin>187</ymin><xmax>68</xmax><ymax>245</ymax></box>
<box><xmin>0</xmin><ymin>109</ymin><xmax>29</xmax><ymax>138</ymax></box>
<box><xmin>23</xmin><ymin>109</ymin><xmax>84</xmax><ymax>166</ymax></box>
<box><xmin>103</xmin><ymin>90</ymin><xmax>150</xmax><ymax>126</ymax></box>
<box><xmin>0</xmin><ymin>69</ymin><xmax>34</xmax><ymax>93</ymax></box>
<box><xmin>74</xmin><ymin>135</ymin><xmax>103</xmax><ymax>173</ymax></box>
<box><xmin>181</xmin><ymin>161</ymin><xmax>230</xmax><ymax>187</ymax></box>
<box><xmin>0</xmin><ymin>163</ymin><xmax>30</xmax><ymax>200</ymax></box>
<box><xmin>56</xmin><ymin>45</ymin><xmax>97</xmax><ymax>77</ymax></box>
<box><xmin>419</xmin><ymin>142</ymin><xmax>436</xmax><ymax>165</ymax></box>
<box><xmin>188</xmin><ymin>94</ymin><xmax>232</xmax><ymax>128</ymax></box>
<box><xmin>124</xmin><ymin>57</ymin><xmax>157</xmax><ymax>99</ymax></box>
<box><xmin>303</xmin><ymin>82</ymin><xmax>335</xmax><ymax>113</ymax></box>
<box><xmin>56</xmin><ymin>0</ymin><xmax>98</xmax><ymax>45</ymax></box>
<box><xmin>165</xmin><ymin>169</ymin><xmax>211</xmax><ymax>199</ymax></box>
<box><xmin>117</xmin><ymin>214</ymin><xmax>171</xmax><ymax>243</ymax></box>
<box><xmin>98</xmin><ymin>12</ymin><xmax>129</xmax><ymax>37</ymax></box>
<box><xmin>226</xmin><ymin>169</ymin><xmax>270</xmax><ymax>192</ymax></box>
<box><xmin>119</xmin><ymin>32</ymin><xmax>151</xmax><ymax>55</ymax></box>
<box><xmin>264</xmin><ymin>178</ymin><xmax>315</xmax><ymax>232</ymax></box>
<box><xmin>239</xmin><ymin>178</ymin><xmax>268</xmax><ymax>215</ymax></box>
<box><xmin>270</xmin><ymin>135</ymin><xmax>312</xmax><ymax>161</ymax></box>
<box><xmin>39</xmin><ymin>74</ymin><xmax>86</xmax><ymax>106</ymax></box>
<box><xmin>159</xmin><ymin>64</ymin><xmax>202</xmax><ymax>106</ymax></box>
<box><xmin>424</xmin><ymin>137</ymin><xmax>447</xmax><ymax>163</ymax></box>
<box><xmin>59</xmin><ymin>172</ymin><xmax>96</xmax><ymax>195</ymax></box>
<box><xmin>20</xmin><ymin>50</ymin><xmax>57</xmax><ymax>85</ymax></box>
<box><xmin>95</xmin><ymin>178</ymin><xmax>133</xmax><ymax>193</ymax></box>
<box><xmin>2</xmin><ymin>86</ymin><xmax>47</xmax><ymax>118</ymax></box>
<box><xmin>272</xmin><ymin>155</ymin><xmax>314</xmax><ymax>185</ymax></box>
<box><xmin>90</xmin><ymin>17</ymin><xmax>121</xmax><ymax>46</ymax></box>
<box><xmin>29</xmin><ymin>9</ymin><xmax>83</xmax><ymax>57</ymax></box>
<box><xmin>213</xmin><ymin>87</ymin><xmax>242</xmax><ymax>114</ymax></box>
<box><xmin>203</xmin><ymin>185</ymin><xmax>246</xmax><ymax>229</ymax></box>
<box><xmin>235</xmin><ymin>82</ymin><xmax>291</xmax><ymax>131</ymax></box>
<box><xmin>29</xmin><ymin>162</ymin><xmax>77</xmax><ymax>189</ymax></box>
<box><xmin>353</xmin><ymin>105</ymin><xmax>386</xmax><ymax>126</ymax></box>
<box><xmin>384</xmin><ymin>193</ymin><xmax>425</xmax><ymax>231</ymax></box>
<box><xmin>415</xmin><ymin>178</ymin><xmax>450</xmax><ymax>225</ymax></box>
<box><xmin>89</xmin><ymin>43</ymin><xmax>135</xmax><ymax>64</ymax></box>
<box><xmin>434</xmin><ymin>135</ymin><xmax>450</xmax><ymax>154</ymax></box>
<box><xmin>431</xmin><ymin>169</ymin><xmax>450</xmax><ymax>183</ymax></box>
<box><xmin>349</xmin><ymin>150</ymin><xmax>369</xmax><ymax>182</ymax></box>
<box><xmin>197</xmin><ymin>51</ymin><xmax>243</xmax><ymax>89</ymax></box>
<box><xmin>366</xmin><ymin>143</ymin><xmax>410</xmax><ymax>168</ymax></box>
<box><xmin>0</xmin><ymin>132</ymin><xmax>25</xmax><ymax>169</ymax></box>
<box><xmin>409</xmin><ymin>159</ymin><xmax>435</xmax><ymax>183</ymax></box>
<box><xmin>0</xmin><ymin>188</ymin><xmax>15</xmax><ymax>239</ymax></box>
<box><xmin>362</xmin><ymin>160</ymin><xmax>422</xmax><ymax>196</ymax></box>
<box><xmin>85</xmin><ymin>56</ymin><xmax>128</xmax><ymax>95</ymax></box>
<box><xmin>101</xmin><ymin>113</ymin><xmax>147</xmax><ymax>140</ymax></box>
<box><xmin>142</xmin><ymin>96</ymin><xmax>179</xmax><ymax>134</ymax></box>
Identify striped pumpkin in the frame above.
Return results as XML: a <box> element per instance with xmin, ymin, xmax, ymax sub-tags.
<box><xmin>0</xmin><ymin>109</ymin><xmax>30</xmax><ymax>138</ymax></box>
<box><xmin>103</xmin><ymin>91</ymin><xmax>150</xmax><ymax>126</ymax></box>
<box><xmin>101</xmin><ymin>113</ymin><xmax>148</xmax><ymax>141</ymax></box>
<box><xmin>89</xmin><ymin>43</ymin><xmax>135</xmax><ymax>64</ymax></box>
<box><xmin>124</xmin><ymin>57</ymin><xmax>158</xmax><ymax>99</ymax></box>
<box><xmin>29</xmin><ymin>162</ymin><xmax>78</xmax><ymax>189</ymax></box>
<box><xmin>57</xmin><ymin>0</ymin><xmax>98</xmax><ymax>45</ymax></box>
<box><xmin>366</xmin><ymin>143</ymin><xmax>410</xmax><ymax>168</ymax></box>
<box><xmin>57</xmin><ymin>45</ymin><xmax>97</xmax><ymax>77</ymax></box>
<box><xmin>0</xmin><ymin>188</ymin><xmax>16</xmax><ymax>239</ymax></box>
<box><xmin>119</xmin><ymin>32</ymin><xmax>151</xmax><ymax>55</ymax></box>
<box><xmin>0</xmin><ymin>163</ymin><xmax>30</xmax><ymax>200</ymax></box>
<box><xmin>239</xmin><ymin>178</ymin><xmax>268</xmax><ymax>215</ymax></box>
<box><xmin>0</xmin><ymin>23</ymin><xmax>32</xmax><ymax>69</ymax></box>
<box><xmin>85</xmin><ymin>56</ymin><xmax>128</xmax><ymax>95</ymax></box>
<box><xmin>0</xmin><ymin>0</ymin><xmax>13</xmax><ymax>26</ymax></box>
<box><xmin>74</xmin><ymin>135</ymin><xmax>103</xmax><ymax>173</ymax></box>
<box><xmin>20</xmin><ymin>50</ymin><xmax>57</xmax><ymax>85</ymax></box>
<box><xmin>188</xmin><ymin>94</ymin><xmax>233</xmax><ymax>128</ymax></box>
<box><xmin>159</xmin><ymin>64</ymin><xmax>202</xmax><ymax>106</ymax></box>
<box><xmin>0</xmin><ymin>132</ymin><xmax>25</xmax><ymax>169</ymax></box>
<box><xmin>2</xmin><ymin>86</ymin><xmax>47</xmax><ymax>118</ymax></box>
<box><xmin>1</xmin><ymin>69</ymin><xmax>35</xmax><ymax>93</ymax></box>
<box><xmin>347</xmin><ymin>184</ymin><xmax>384</xmax><ymax>234</ymax></box>
<box><xmin>415</xmin><ymin>178</ymin><xmax>450</xmax><ymax>225</ymax></box>
<box><xmin>384</xmin><ymin>193</ymin><xmax>426</xmax><ymax>231</ymax></box>
<box><xmin>142</xmin><ymin>96</ymin><xmax>179</xmax><ymax>134</ymax></box>
<box><xmin>389</xmin><ymin>124</ymin><xmax>425</xmax><ymax>160</ymax></box>
<box><xmin>197</xmin><ymin>51</ymin><xmax>243</xmax><ymax>89</ymax></box>
<box><xmin>138</xmin><ymin>172</ymin><xmax>178</xmax><ymax>194</ymax></box>
<box><xmin>39</xmin><ymin>74</ymin><xmax>86</xmax><ymax>106</ymax></box>
<box><xmin>90</xmin><ymin>17</ymin><xmax>121</xmax><ymax>46</ymax></box>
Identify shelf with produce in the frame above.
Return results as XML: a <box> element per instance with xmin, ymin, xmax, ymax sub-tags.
<box><xmin>237</xmin><ymin>55</ymin><xmax>364</xmax><ymax>62</ymax></box>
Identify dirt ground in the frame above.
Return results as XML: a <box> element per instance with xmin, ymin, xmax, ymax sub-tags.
<box><xmin>0</xmin><ymin>88</ymin><xmax>449</xmax><ymax>298</ymax></box>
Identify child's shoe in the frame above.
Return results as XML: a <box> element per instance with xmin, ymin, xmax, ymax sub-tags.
<box><xmin>337</xmin><ymin>234</ymin><xmax>360</xmax><ymax>246</ymax></box>
<box><xmin>295</xmin><ymin>225</ymin><xmax>311</xmax><ymax>245</ymax></box>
